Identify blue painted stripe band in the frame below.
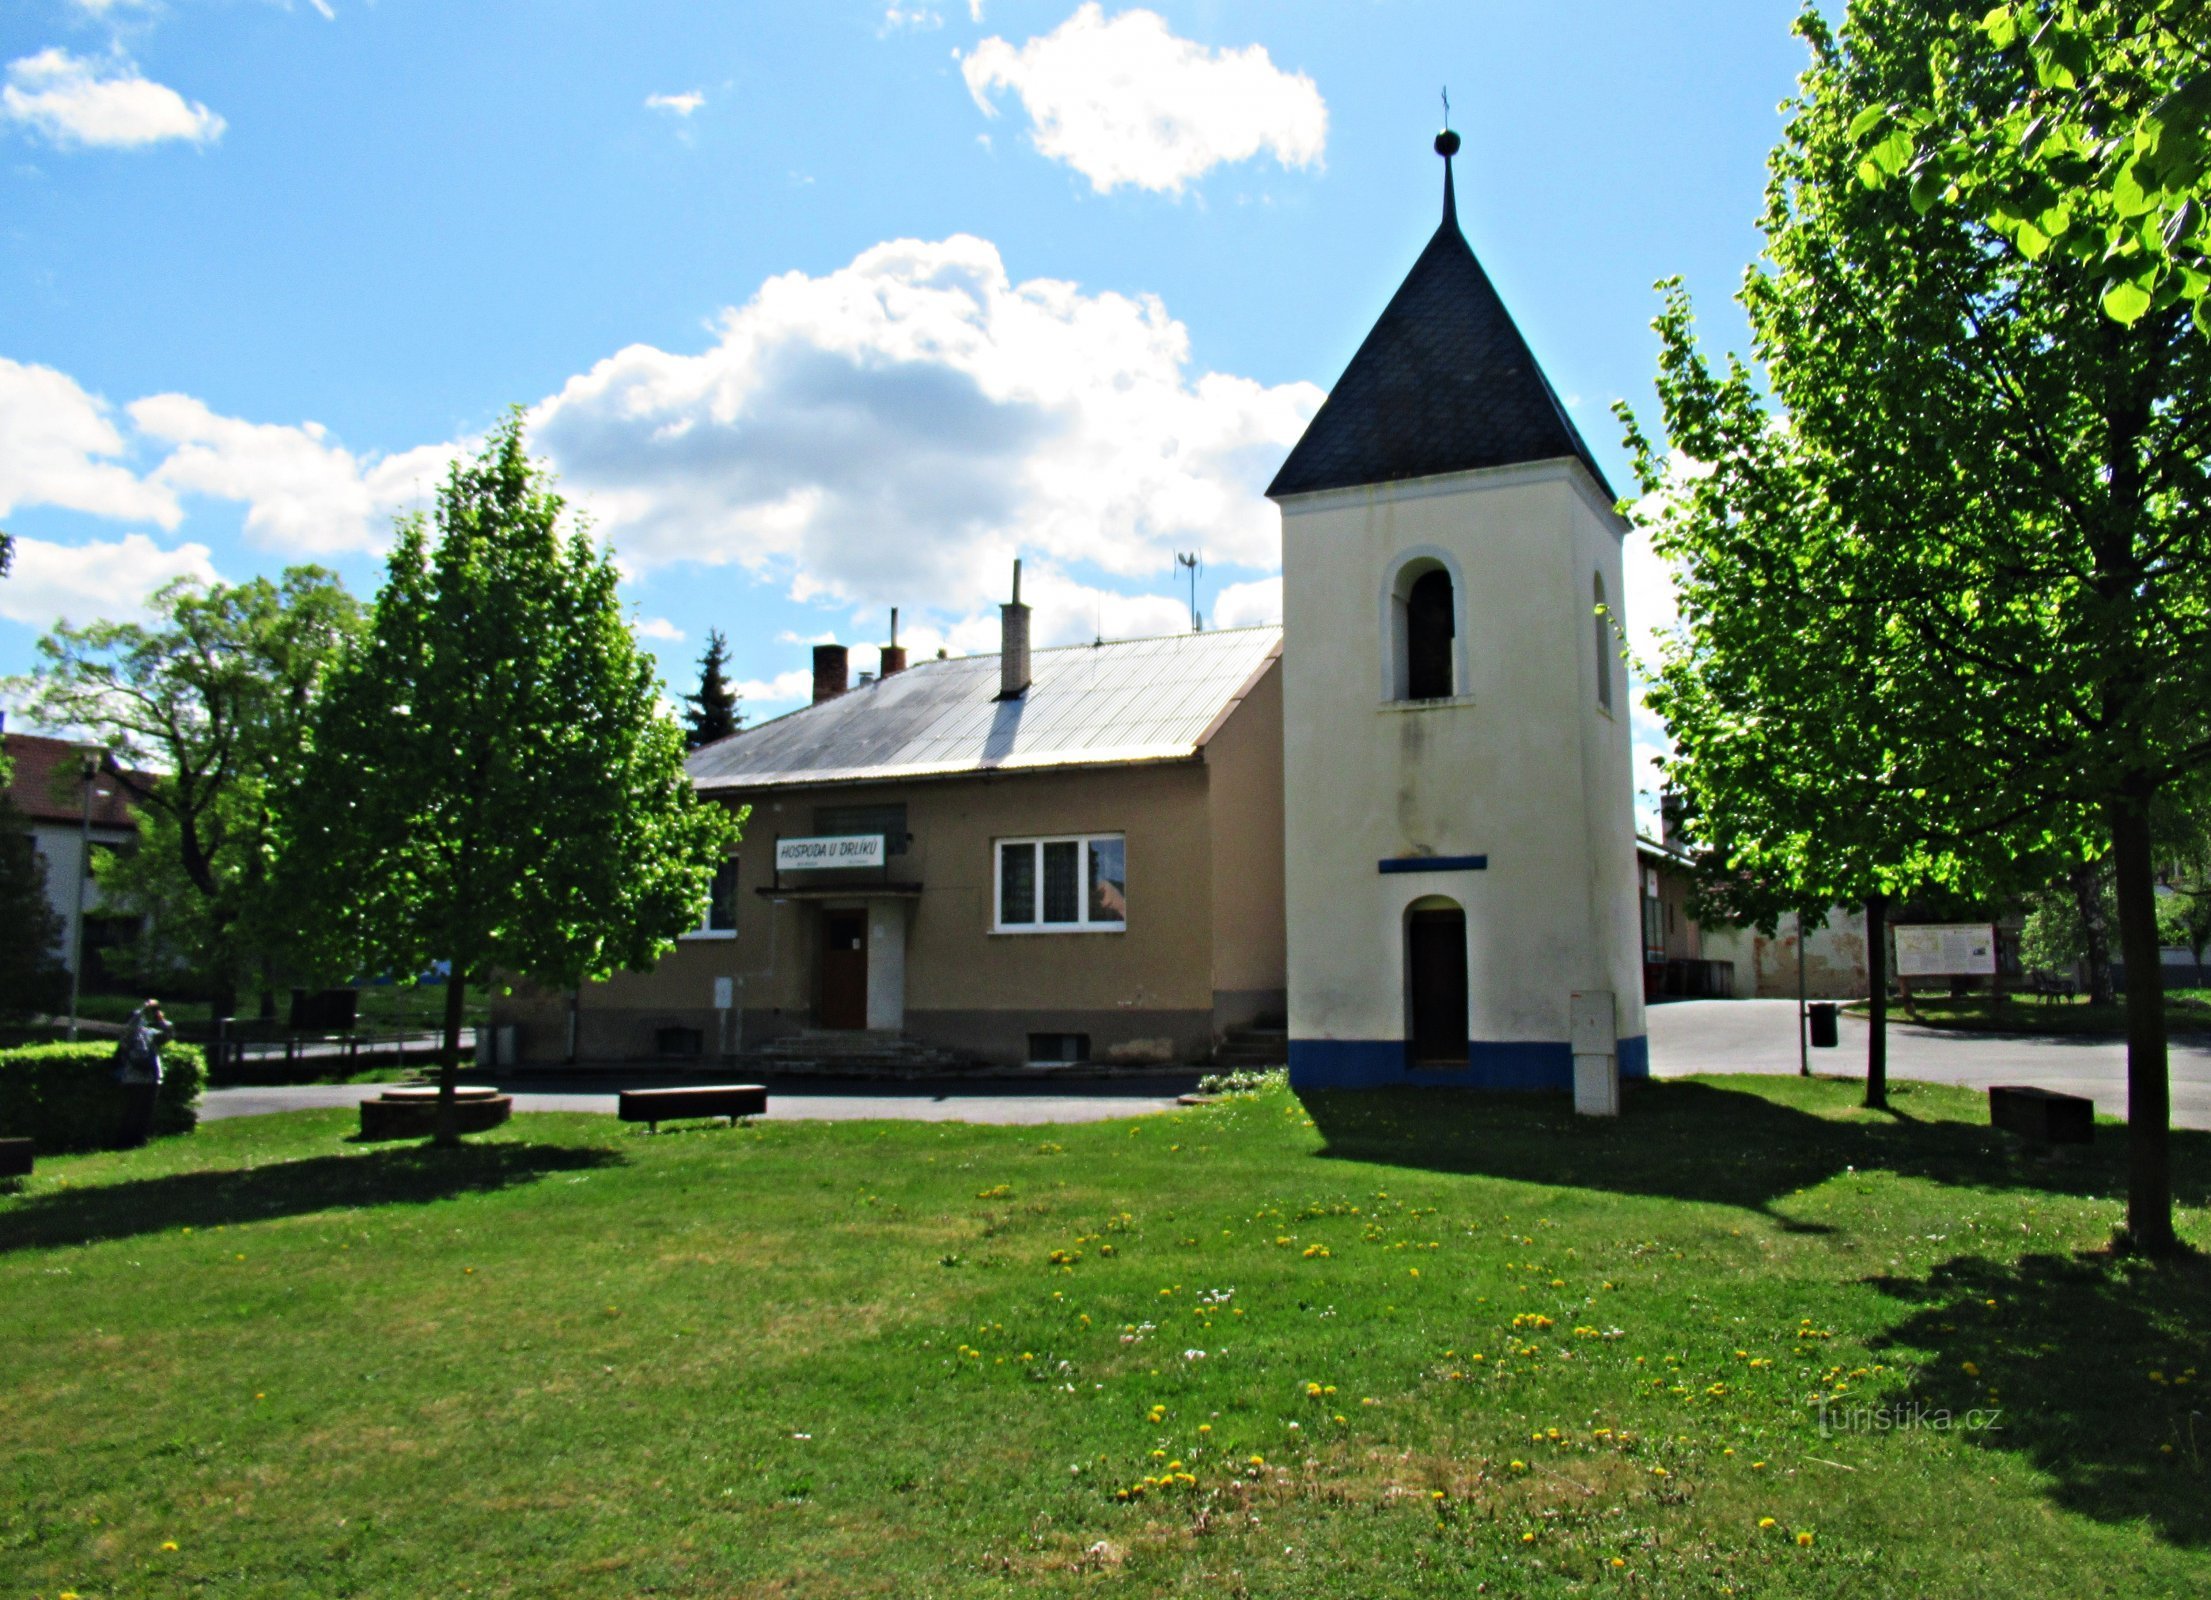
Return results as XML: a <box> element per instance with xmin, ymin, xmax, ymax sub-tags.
<box><xmin>1377</xmin><ymin>854</ymin><xmax>1488</xmax><ymax>874</ymax></box>
<box><xmin>1288</xmin><ymin>1034</ymin><xmax>1650</xmax><ymax>1093</ymax></box>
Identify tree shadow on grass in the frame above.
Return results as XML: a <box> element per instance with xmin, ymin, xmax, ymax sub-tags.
<box><xmin>0</xmin><ymin>1141</ymin><xmax>625</xmax><ymax>1255</ymax></box>
<box><xmin>1863</xmin><ymin>1250</ymin><xmax>2211</xmax><ymax>1547</ymax></box>
<box><xmin>1299</xmin><ymin>1078</ymin><xmax>2211</xmax><ymax>1222</ymax></box>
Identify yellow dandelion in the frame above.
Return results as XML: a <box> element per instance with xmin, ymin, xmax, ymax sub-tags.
<box><xmin>1521</xmin><ymin>1531</ymin><xmax>1536</xmax><ymax>1543</ymax></box>
<box><xmin>162</xmin><ymin>1539</ymin><xmax>179</xmax><ymax>1550</ymax></box>
<box><xmin>1797</xmin><ymin>1531</ymin><xmax>1814</xmax><ymax>1547</ymax></box>
<box><xmin>1758</xmin><ymin>1517</ymin><xmax>1777</xmax><ymax>1529</ymax></box>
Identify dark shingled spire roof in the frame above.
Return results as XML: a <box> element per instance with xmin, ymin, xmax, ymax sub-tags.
<box><xmin>1267</xmin><ymin>138</ymin><xmax>1611</xmax><ymax>501</ymax></box>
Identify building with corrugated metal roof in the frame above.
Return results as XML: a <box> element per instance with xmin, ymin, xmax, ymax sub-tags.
<box><xmin>496</xmin><ymin>593</ymin><xmax>1287</xmax><ymax>1068</ymax></box>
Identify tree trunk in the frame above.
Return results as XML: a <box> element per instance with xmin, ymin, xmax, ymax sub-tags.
<box><xmin>436</xmin><ymin>963</ymin><xmax>467</xmax><ymax>1146</ymax></box>
<box><xmin>1864</xmin><ymin>891</ymin><xmax>1889</xmax><ymax>1111</ymax></box>
<box><xmin>257</xmin><ymin>988</ymin><xmax>277</xmax><ymax>1022</ymax></box>
<box><xmin>2070</xmin><ymin>859</ymin><xmax>2117</xmax><ymax>1006</ymax></box>
<box><xmin>2108</xmin><ymin>791</ymin><xmax>2174</xmax><ymax>1256</ymax></box>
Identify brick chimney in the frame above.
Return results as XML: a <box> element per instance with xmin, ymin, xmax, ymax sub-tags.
<box><xmin>879</xmin><ymin>606</ymin><xmax>907</xmax><ymax>678</ymax></box>
<box><xmin>812</xmin><ymin>643</ymin><xmax>849</xmax><ymax>705</ymax></box>
<box><xmin>998</xmin><ymin>560</ymin><xmax>1031</xmax><ymax>700</ymax></box>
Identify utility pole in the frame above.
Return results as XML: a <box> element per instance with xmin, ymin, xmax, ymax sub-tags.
<box><xmin>67</xmin><ymin>748</ymin><xmax>99</xmax><ymax>1043</ymax></box>
<box><xmin>1796</xmin><ymin>909</ymin><xmax>1810</xmax><ymax>1077</ymax></box>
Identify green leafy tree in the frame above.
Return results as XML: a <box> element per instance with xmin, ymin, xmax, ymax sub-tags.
<box><xmin>4</xmin><ymin>569</ymin><xmax>363</xmax><ymax>1014</ymax></box>
<box><xmin>1871</xmin><ymin>1</ymin><xmax>2211</xmax><ymax>331</ymax></box>
<box><xmin>1617</xmin><ymin>308</ymin><xmax>2013</xmax><ymax>1111</ymax></box>
<box><xmin>1626</xmin><ymin>0</ymin><xmax>2211</xmax><ymax>1251</ymax></box>
<box><xmin>683</xmin><ymin>627</ymin><xmax>742</xmax><ymax>749</ymax></box>
<box><xmin>274</xmin><ymin>412</ymin><xmax>741</xmax><ymax>1140</ymax></box>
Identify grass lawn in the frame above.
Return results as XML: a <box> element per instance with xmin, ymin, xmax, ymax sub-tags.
<box><xmin>1844</xmin><ymin>989</ymin><xmax>2211</xmax><ymax>1036</ymax></box>
<box><xmin>2</xmin><ymin>1077</ymin><xmax>2206</xmax><ymax>1598</ymax></box>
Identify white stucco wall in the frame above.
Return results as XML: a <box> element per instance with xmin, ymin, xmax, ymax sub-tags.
<box><xmin>28</xmin><ymin>819</ymin><xmax>132</xmax><ymax>976</ymax></box>
<box><xmin>1278</xmin><ymin>458</ymin><xmax>1646</xmax><ymax>1084</ymax></box>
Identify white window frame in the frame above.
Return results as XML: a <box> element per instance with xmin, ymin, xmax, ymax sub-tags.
<box><xmin>681</xmin><ymin>856</ymin><xmax>740</xmax><ymax>941</ymax></box>
<box><xmin>993</xmin><ymin>833</ymin><xmax>1127</xmax><ymax>934</ymax></box>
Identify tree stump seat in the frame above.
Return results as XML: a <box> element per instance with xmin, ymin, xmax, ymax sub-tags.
<box><xmin>359</xmin><ymin>1091</ymin><xmax>513</xmax><ymax>1141</ymax></box>
<box><xmin>379</xmin><ymin>1084</ymin><xmax>503</xmax><ymax>1103</ymax></box>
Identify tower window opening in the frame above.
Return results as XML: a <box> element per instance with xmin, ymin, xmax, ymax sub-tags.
<box><xmin>1594</xmin><ymin>573</ymin><xmax>1614</xmax><ymax>713</ymax></box>
<box><xmin>1405</xmin><ymin>568</ymin><xmax>1456</xmax><ymax>701</ymax></box>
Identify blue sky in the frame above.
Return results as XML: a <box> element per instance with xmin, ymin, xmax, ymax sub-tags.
<box><xmin>0</xmin><ymin>0</ymin><xmax>1808</xmax><ymax>779</ymax></box>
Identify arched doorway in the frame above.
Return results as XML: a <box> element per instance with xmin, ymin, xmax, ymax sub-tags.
<box><xmin>1405</xmin><ymin>898</ymin><xmax>1468</xmax><ymax>1067</ymax></box>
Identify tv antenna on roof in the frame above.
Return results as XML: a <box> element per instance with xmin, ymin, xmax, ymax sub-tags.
<box><xmin>1175</xmin><ymin>550</ymin><xmax>1203</xmax><ymax>632</ymax></box>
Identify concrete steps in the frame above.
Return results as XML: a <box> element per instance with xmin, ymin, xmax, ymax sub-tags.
<box><xmin>1212</xmin><ymin>1027</ymin><xmax>1288</xmax><ymax>1069</ymax></box>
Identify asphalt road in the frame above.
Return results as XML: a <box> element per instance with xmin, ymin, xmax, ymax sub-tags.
<box><xmin>1646</xmin><ymin>998</ymin><xmax>2211</xmax><ymax>1131</ymax></box>
<box><xmin>197</xmin><ymin>1074</ymin><xmax>1200</xmax><ymax>1126</ymax></box>
<box><xmin>194</xmin><ymin>1002</ymin><xmax>2211</xmax><ymax>1131</ymax></box>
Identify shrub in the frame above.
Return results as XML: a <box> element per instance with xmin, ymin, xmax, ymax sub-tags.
<box><xmin>0</xmin><ymin>1041</ymin><xmax>205</xmax><ymax>1153</ymax></box>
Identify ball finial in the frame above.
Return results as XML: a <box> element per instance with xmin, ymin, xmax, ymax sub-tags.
<box><xmin>1434</xmin><ymin>128</ymin><xmax>1461</xmax><ymax>159</ymax></box>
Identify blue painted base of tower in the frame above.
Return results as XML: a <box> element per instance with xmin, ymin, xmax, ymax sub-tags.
<box><xmin>1287</xmin><ymin>1035</ymin><xmax>1650</xmax><ymax>1093</ymax></box>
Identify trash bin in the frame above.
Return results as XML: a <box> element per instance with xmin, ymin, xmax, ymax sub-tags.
<box><xmin>1808</xmin><ymin>1001</ymin><xmax>1840</xmax><ymax>1049</ymax></box>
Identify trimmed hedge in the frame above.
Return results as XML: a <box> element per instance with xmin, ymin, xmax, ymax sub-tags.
<box><xmin>0</xmin><ymin>1042</ymin><xmax>205</xmax><ymax>1154</ymax></box>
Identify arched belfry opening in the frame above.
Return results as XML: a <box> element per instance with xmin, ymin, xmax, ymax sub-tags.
<box><xmin>1594</xmin><ymin>572</ymin><xmax>1614</xmax><ymax>713</ymax></box>
<box><xmin>1406</xmin><ymin>568</ymin><xmax>1455</xmax><ymax>700</ymax></box>
<box><xmin>1389</xmin><ymin>557</ymin><xmax>1459</xmax><ymax>701</ymax></box>
<box><xmin>1404</xmin><ymin>897</ymin><xmax>1469</xmax><ymax>1067</ymax></box>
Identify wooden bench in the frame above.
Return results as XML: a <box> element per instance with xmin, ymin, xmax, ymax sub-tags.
<box><xmin>0</xmin><ymin>1138</ymin><xmax>32</xmax><ymax>1179</ymax></box>
<box><xmin>618</xmin><ymin>1084</ymin><xmax>767</xmax><ymax>1133</ymax></box>
<box><xmin>1989</xmin><ymin>1084</ymin><xmax>2094</xmax><ymax>1145</ymax></box>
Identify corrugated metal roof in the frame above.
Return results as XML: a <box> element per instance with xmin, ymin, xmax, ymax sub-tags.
<box><xmin>688</xmin><ymin>626</ymin><xmax>1281</xmax><ymax>792</ymax></box>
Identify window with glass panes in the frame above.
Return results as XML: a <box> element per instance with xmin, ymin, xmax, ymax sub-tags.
<box><xmin>995</xmin><ymin>835</ymin><xmax>1126</xmax><ymax>931</ymax></box>
<box><xmin>684</xmin><ymin>858</ymin><xmax>740</xmax><ymax>938</ymax></box>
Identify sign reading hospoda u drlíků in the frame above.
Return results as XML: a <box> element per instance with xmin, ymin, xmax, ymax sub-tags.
<box><xmin>774</xmin><ymin>834</ymin><xmax>887</xmax><ymax>871</ymax></box>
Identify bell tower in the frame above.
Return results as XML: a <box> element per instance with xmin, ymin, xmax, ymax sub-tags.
<box><xmin>1269</xmin><ymin>126</ymin><xmax>1645</xmax><ymax>1099</ymax></box>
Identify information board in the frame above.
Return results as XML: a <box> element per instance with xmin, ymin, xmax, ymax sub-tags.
<box><xmin>1893</xmin><ymin>923</ymin><xmax>1997</xmax><ymax>978</ymax></box>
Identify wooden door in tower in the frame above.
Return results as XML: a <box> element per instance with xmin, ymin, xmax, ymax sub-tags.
<box><xmin>1407</xmin><ymin>907</ymin><xmax>1469</xmax><ymax>1066</ymax></box>
<box><xmin>820</xmin><ymin>910</ymin><xmax>868</xmax><ymax>1030</ymax></box>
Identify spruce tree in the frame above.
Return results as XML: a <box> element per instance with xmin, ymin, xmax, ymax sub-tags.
<box><xmin>684</xmin><ymin>628</ymin><xmax>742</xmax><ymax>749</ymax></box>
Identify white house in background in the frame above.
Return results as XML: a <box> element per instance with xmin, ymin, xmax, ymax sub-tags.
<box><xmin>1267</xmin><ymin>131</ymin><xmax>1646</xmax><ymax>1092</ymax></box>
<box><xmin>3</xmin><ymin>730</ymin><xmax>143</xmax><ymax>981</ymax></box>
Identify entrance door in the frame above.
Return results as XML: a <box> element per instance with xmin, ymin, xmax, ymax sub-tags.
<box><xmin>1407</xmin><ymin>908</ymin><xmax>1469</xmax><ymax>1066</ymax></box>
<box><xmin>820</xmin><ymin>910</ymin><xmax>868</xmax><ymax>1030</ymax></box>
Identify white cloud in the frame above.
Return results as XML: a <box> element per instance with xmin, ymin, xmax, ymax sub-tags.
<box><xmin>528</xmin><ymin>232</ymin><xmax>1317</xmax><ymax>617</ymax></box>
<box><xmin>1210</xmin><ymin>574</ymin><xmax>1280</xmax><ymax>630</ymax></box>
<box><xmin>960</xmin><ymin>5</ymin><xmax>1325</xmax><ymax>194</ymax></box>
<box><xmin>129</xmin><ymin>394</ymin><xmax>455</xmax><ymax>555</ymax></box>
<box><xmin>636</xmin><ymin>615</ymin><xmax>686</xmax><ymax>641</ymax></box>
<box><xmin>0</xmin><ymin>532</ymin><xmax>220</xmax><ymax>627</ymax></box>
<box><xmin>4</xmin><ymin>232</ymin><xmax>1312</xmax><ymax>654</ymax></box>
<box><xmin>645</xmin><ymin>90</ymin><xmax>705</xmax><ymax>116</ymax></box>
<box><xmin>2</xmin><ymin>49</ymin><xmax>225</xmax><ymax>150</ymax></box>
<box><xmin>880</xmin><ymin>5</ymin><xmax>943</xmax><ymax>32</ymax></box>
<box><xmin>0</xmin><ymin>358</ymin><xmax>180</xmax><ymax>528</ymax></box>
<box><xmin>731</xmin><ymin>668</ymin><xmax>816</xmax><ymax>710</ymax></box>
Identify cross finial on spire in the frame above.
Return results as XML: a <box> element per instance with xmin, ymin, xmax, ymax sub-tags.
<box><xmin>1434</xmin><ymin>86</ymin><xmax>1461</xmax><ymax>227</ymax></box>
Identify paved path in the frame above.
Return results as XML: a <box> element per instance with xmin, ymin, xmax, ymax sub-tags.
<box><xmin>1648</xmin><ymin>998</ymin><xmax>2211</xmax><ymax>1130</ymax></box>
<box><xmin>199</xmin><ymin>1006</ymin><xmax>2211</xmax><ymax>1133</ymax></box>
<box><xmin>199</xmin><ymin>1073</ymin><xmax>1199</xmax><ymax>1127</ymax></box>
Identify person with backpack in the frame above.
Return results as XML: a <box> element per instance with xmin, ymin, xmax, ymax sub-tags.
<box><xmin>113</xmin><ymin>999</ymin><xmax>171</xmax><ymax>1149</ymax></box>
